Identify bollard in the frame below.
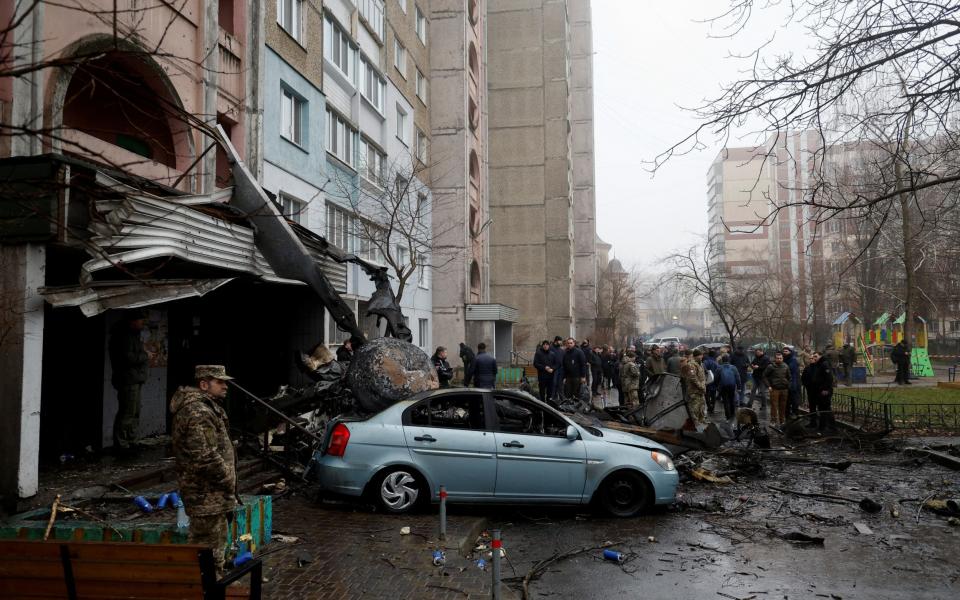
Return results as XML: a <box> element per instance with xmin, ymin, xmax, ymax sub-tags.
<box><xmin>491</xmin><ymin>529</ymin><xmax>502</xmax><ymax>600</ymax></box>
<box><xmin>439</xmin><ymin>485</ymin><xmax>447</xmax><ymax>541</ymax></box>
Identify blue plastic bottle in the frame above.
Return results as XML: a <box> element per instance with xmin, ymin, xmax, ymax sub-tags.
<box><xmin>133</xmin><ymin>496</ymin><xmax>154</xmax><ymax>513</ymax></box>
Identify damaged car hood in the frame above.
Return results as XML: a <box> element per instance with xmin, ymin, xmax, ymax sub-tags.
<box><xmin>592</xmin><ymin>427</ymin><xmax>672</xmax><ymax>455</ymax></box>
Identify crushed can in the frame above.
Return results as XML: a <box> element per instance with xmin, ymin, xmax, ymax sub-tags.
<box><xmin>432</xmin><ymin>549</ymin><xmax>446</xmax><ymax>566</ymax></box>
<box><xmin>476</xmin><ymin>558</ymin><xmax>487</xmax><ymax>570</ymax></box>
<box><xmin>602</xmin><ymin>549</ymin><xmax>625</xmax><ymax>563</ymax></box>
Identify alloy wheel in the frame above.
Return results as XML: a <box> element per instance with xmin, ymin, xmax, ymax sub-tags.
<box><xmin>380</xmin><ymin>470</ymin><xmax>419</xmax><ymax>511</ymax></box>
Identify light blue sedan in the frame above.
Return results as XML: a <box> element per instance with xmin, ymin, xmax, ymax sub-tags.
<box><xmin>315</xmin><ymin>388</ymin><xmax>679</xmax><ymax>517</ymax></box>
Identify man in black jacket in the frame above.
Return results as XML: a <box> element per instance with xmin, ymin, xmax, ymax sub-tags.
<box><xmin>750</xmin><ymin>348</ymin><xmax>771</xmax><ymax>409</ymax></box>
<box><xmin>432</xmin><ymin>346</ymin><xmax>454</xmax><ymax>388</ymax></box>
<box><xmin>730</xmin><ymin>346</ymin><xmax>750</xmax><ymax>407</ymax></box>
<box><xmin>336</xmin><ymin>338</ymin><xmax>354</xmax><ymax>363</ymax></box>
<box><xmin>801</xmin><ymin>352</ymin><xmax>836</xmax><ymax>431</ymax></box>
<box><xmin>459</xmin><ymin>342</ymin><xmax>475</xmax><ymax>377</ymax></box>
<box><xmin>465</xmin><ymin>342</ymin><xmax>497</xmax><ymax>388</ymax></box>
<box><xmin>891</xmin><ymin>341</ymin><xmax>911</xmax><ymax>385</ymax></box>
<box><xmin>561</xmin><ymin>337</ymin><xmax>587</xmax><ymax>400</ymax></box>
<box><xmin>588</xmin><ymin>345</ymin><xmax>604</xmax><ymax>397</ymax></box>
<box><xmin>533</xmin><ymin>340</ymin><xmax>559</xmax><ymax>403</ymax></box>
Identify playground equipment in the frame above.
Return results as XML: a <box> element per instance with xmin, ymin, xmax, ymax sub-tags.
<box><xmin>910</xmin><ymin>316</ymin><xmax>934</xmax><ymax>377</ymax></box>
<box><xmin>870</xmin><ymin>312</ymin><xmax>891</xmax><ymax>345</ymax></box>
<box><xmin>832</xmin><ymin>312</ymin><xmax>873</xmax><ymax>376</ymax></box>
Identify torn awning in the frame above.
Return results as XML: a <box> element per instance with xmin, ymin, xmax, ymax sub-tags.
<box><xmin>42</xmin><ymin>279</ymin><xmax>233</xmax><ymax>317</ymax></box>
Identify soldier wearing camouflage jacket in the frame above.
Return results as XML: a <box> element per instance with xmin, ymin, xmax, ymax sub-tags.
<box><xmin>171</xmin><ymin>365</ymin><xmax>238</xmax><ymax>572</ymax></box>
<box><xmin>620</xmin><ymin>351</ymin><xmax>641</xmax><ymax>408</ymax></box>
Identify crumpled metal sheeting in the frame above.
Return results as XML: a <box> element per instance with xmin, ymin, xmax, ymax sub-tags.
<box><xmin>80</xmin><ymin>193</ymin><xmax>346</xmax><ymax>291</ymax></box>
<box><xmin>41</xmin><ymin>279</ymin><xmax>233</xmax><ymax>317</ymax></box>
<box><xmin>348</xmin><ymin>337</ymin><xmax>439</xmax><ymax>413</ymax></box>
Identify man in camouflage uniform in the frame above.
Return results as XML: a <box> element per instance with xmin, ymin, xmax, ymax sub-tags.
<box><xmin>108</xmin><ymin>310</ymin><xmax>153</xmax><ymax>452</ymax></box>
<box><xmin>620</xmin><ymin>350</ymin><xmax>641</xmax><ymax>409</ymax></box>
<box><xmin>171</xmin><ymin>365</ymin><xmax>238</xmax><ymax>573</ymax></box>
<box><xmin>681</xmin><ymin>349</ymin><xmax>707</xmax><ymax>425</ymax></box>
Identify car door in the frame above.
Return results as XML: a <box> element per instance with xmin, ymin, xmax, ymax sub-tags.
<box><xmin>402</xmin><ymin>392</ymin><xmax>497</xmax><ymax>498</ymax></box>
<box><xmin>492</xmin><ymin>395</ymin><xmax>587</xmax><ymax>501</ymax></box>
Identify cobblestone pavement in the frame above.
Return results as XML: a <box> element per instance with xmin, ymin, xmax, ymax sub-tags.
<box><xmin>262</xmin><ymin>494</ymin><xmax>518</xmax><ymax>599</ymax></box>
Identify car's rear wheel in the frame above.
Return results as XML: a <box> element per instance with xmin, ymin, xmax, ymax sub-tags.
<box><xmin>373</xmin><ymin>468</ymin><xmax>424</xmax><ymax>514</ymax></box>
<box><xmin>598</xmin><ymin>470</ymin><xmax>652</xmax><ymax>517</ymax></box>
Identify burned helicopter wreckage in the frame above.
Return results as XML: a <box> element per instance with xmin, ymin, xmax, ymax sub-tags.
<box><xmin>217</xmin><ymin>126</ymin><xmax>719</xmax><ymax>460</ymax></box>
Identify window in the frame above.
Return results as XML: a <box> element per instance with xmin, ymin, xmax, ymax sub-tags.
<box><xmin>418</xmin><ymin>251</ymin><xmax>430</xmax><ymax>289</ymax></box>
<box><xmin>358</xmin><ymin>0</ymin><xmax>385</xmax><ymax>39</ymax></box>
<box><xmin>494</xmin><ymin>396</ymin><xmax>569</xmax><ymax>437</ymax></box>
<box><xmin>396</xmin><ymin>244</ymin><xmax>409</xmax><ymax>268</ymax></box>
<box><xmin>415</xmin><ymin>128</ymin><xmax>428</xmax><ymax>163</ymax></box>
<box><xmin>951</xmin><ymin>321</ymin><xmax>960</xmax><ymax>333</ymax></box>
<box><xmin>326</xmin><ymin>203</ymin><xmax>352</xmax><ymax>250</ymax></box>
<box><xmin>359</xmin><ymin>137</ymin><xmax>385</xmax><ymax>185</ymax></box>
<box><xmin>408</xmin><ymin>394</ymin><xmax>485</xmax><ymax>430</ymax></box>
<box><xmin>394</xmin><ymin>39</ymin><xmax>406</xmax><ymax>77</ymax></box>
<box><xmin>277</xmin><ymin>0</ymin><xmax>303</xmax><ymax>41</ymax></box>
<box><xmin>398</xmin><ymin>0</ymin><xmax>407</xmax><ymax>14</ymax></box>
<box><xmin>360</xmin><ymin>55</ymin><xmax>386</xmax><ymax>112</ymax></box>
<box><xmin>415</xmin><ymin>5</ymin><xmax>427</xmax><ymax>44</ymax></box>
<box><xmin>396</xmin><ymin>104</ymin><xmax>408</xmax><ymax>144</ymax></box>
<box><xmin>326</xmin><ymin>108</ymin><xmax>356</xmax><ymax>167</ymax></box>
<box><xmin>358</xmin><ymin>225</ymin><xmax>386</xmax><ymax>263</ymax></box>
<box><xmin>418</xmin><ymin>318</ymin><xmax>429</xmax><ymax>347</ymax></box>
<box><xmin>416</xmin><ymin>68</ymin><xmax>427</xmax><ymax>103</ymax></box>
<box><xmin>280</xmin><ymin>87</ymin><xmax>304</xmax><ymax>145</ymax></box>
<box><xmin>324</xmin><ymin>16</ymin><xmax>356</xmax><ymax>79</ymax></box>
<box><xmin>278</xmin><ymin>193</ymin><xmax>306</xmax><ymax>224</ymax></box>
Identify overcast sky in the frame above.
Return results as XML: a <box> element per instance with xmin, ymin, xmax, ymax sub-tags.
<box><xmin>591</xmin><ymin>1</ymin><xmax>797</xmax><ymax>271</ymax></box>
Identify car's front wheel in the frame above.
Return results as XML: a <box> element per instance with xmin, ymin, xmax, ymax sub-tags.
<box><xmin>598</xmin><ymin>470</ymin><xmax>652</xmax><ymax>517</ymax></box>
<box><xmin>373</xmin><ymin>468</ymin><xmax>424</xmax><ymax>514</ymax></box>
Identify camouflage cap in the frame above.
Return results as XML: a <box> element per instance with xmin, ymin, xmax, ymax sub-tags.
<box><xmin>195</xmin><ymin>365</ymin><xmax>234</xmax><ymax>381</ymax></box>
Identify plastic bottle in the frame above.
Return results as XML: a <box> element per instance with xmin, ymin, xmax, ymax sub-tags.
<box><xmin>171</xmin><ymin>493</ymin><xmax>190</xmax><ymax>530</ymax></box>
<box><xmin>133</xmin><ymin>496</ymin><xmax>154</xmax><ymax>513</ymax></box>
<box><xmin>432</xmin><ymin>549</ymin><xmax>446</xmax><ymax>566</ymax></box>
<box><xmin>156</xmin><ymin>493</ymin><xmax>170</xmax><ymax>510</ymax></box>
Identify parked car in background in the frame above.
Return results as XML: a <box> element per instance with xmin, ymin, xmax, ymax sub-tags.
<box><xmin>315</xmin><ymin>388</ymin><xmax>679</xmax><ymax>517</ymax></box>
<box><xmin>659</xmin><ymin>337</ymin><xmax>682</xmax><ymax>350</ymax></box>
<box><xmin>749</xmin><ymin>341</ymin><xmax>795</xmax><ymax>354</ymax></box>
<box><xmin>643</xmin><ymin>338</ymin><xmax>662</xmax><ymax>349</ymax></box>
<box><xmin>693</xmin><ymin>342</ymin><xmax>726</xmax><ymax>353</ymax></box>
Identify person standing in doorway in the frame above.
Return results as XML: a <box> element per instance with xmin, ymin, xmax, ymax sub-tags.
<box><xmin>170</xmin><ymin>365</ymin><xmax>239</xmax><ymax>574</ymax></box>
<box><xmin>459</xmin><ymin>342</ymin><xmax>475</xmax><ymax>379</ymax></box>
<box><xmin>108</xmin><ymin>309</ymin><xmax>153</xmax><ymax>453</ymax></box>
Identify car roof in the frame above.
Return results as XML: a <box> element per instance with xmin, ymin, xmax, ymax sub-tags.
<box><xmin>400</xmin><ymin>387</ymin><xmax>555</xmax><ymax>410</ymax></box>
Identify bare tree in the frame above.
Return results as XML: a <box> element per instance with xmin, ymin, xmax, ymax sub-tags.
<box><xmin>325</xmin><ymin>152</ymin><xmax>460</xmax><ymax>305</ymax></box>
<box><xmin>664</xmin><ymin>242</ymin><xmax>770</xmax><ymax>348</ymax></box>
<box><xmin>660</xmin><ymin>0</ymin><xmax>960</xmax><ymax>343</ymax></box>
<box><xmin>595</xmin><ymin>260</ymin><xmax>640</xmax><ymax>346</ymax></box>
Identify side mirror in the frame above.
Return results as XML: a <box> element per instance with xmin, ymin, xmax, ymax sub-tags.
<box><xmin>565</xmin><ymin>425</ymin><xmax>579</xmax><ymax>441</ymax></box>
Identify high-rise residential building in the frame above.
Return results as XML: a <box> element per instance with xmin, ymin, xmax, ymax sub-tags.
<box><xmin>428</xmin><ymin>0</ymin><xmax>599</xmax><ymax>362</ymax></box>
<box><xmin>707</xmin><ymin>146</ymin><xmax>773</xmax><ymax>275</ymax></box>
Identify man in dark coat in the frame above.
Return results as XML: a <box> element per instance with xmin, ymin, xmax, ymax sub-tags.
<box><xmin>561</xmin><ymin>337</ymin><xmax>587</xmax><ymax>400</ymax></box>
<box><xmin>550</xmin><ymin>336</ymin><xmax>565</xmax><ymax>399</ymax></box>
<box><xmin>702</xmin><ymin>350</ymin><xmax>721</xmax><ymax>415</ymax></box>
<box><xmin>459</xmin><ymin>342</ymin><xmax>475</xmax><ymax>376</ymax></box>
<box><xmin>109</xmin><ymin>310</ymin><xmax>152</xmax><ymax>452</ymax></box>
<box><xmin>336</xmin><ymin>338</ymin><xmax>354</xmax><ymax>363</ymax></box>
<box><xmin>840</xmin><ymin>342</ymin><xmax>856</xmax><ymax>386</ymax></box>
<box><xmin>750</xmin><ymin>348</ymin><xmax>771</xmax><ymax>409</ymax></box>
<box><xmin>588</xmin><ymin>345</ymin><xmax>604</xmax><ymax>397</ymax></box>
<box><xmin>465</xmin><ymin>342</ymin><xmax>497</xmax><ymax>388</ymax></box>
<box><xmin>891</xmin><ymin>341</ymin><xmax>911</xmax><ymax>385</ymax></box>
<box><xmin>781</xmin><ymin>346</ymin><xmax>801</xmax><ymax>417</ymax></box>
<box><xmin>431</xmin><ymin>346</ymin><xmax>454</xmax><ymax>388</ymax></box>
<box><xmin>533</xmin><ymin>340</ymin><xmax>559</xmax><ymax>403</ymax></box>
<box><xmin>730</xmin><ymin>346</ymin><xmax>750</xmax><ymax>407</ymax></box>
<box><xmin>801</xmin><ymin>352</ymin><xmax>836</xmax><ymax>431</ymax></box>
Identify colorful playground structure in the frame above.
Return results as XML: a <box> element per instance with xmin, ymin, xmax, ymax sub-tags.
<box><xmin>832</xmin><ymin>311</ymin><xmax>934</xmax><ymax>378</ymax></box>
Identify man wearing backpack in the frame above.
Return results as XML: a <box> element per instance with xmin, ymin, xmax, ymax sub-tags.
<box><xmin>703</xmin><ymin>350</ymin><xmax>721</xmax><ymax>415</ymax></box>
<box><xmin>717</xmin><ymin>354</ymin><xmax>741</xmax><ymax>420</ymax></box>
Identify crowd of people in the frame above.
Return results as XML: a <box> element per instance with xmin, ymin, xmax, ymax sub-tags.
<box><xmin>427</xmin><ymin>337</ymin><xmax>876</xmax><ymax>434</ymax></box>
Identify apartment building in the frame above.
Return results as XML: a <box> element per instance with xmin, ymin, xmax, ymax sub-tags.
<box><xmin>0</xmin><ymin>0</ymin><xmax>263</xmax><ymax>505</ymax></box>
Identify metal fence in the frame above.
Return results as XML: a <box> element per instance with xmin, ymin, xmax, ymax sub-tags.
<box><xmin>800</xmin><ymin>391</ymin><xmax>960</xmax><ymax>432</ymax></box>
